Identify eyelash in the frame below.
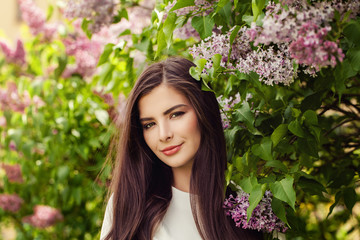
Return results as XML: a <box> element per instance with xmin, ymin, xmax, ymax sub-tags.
<box><xmin>170</xmin><ymin>111</ymin><xmax>185</xmax><ymax>118</ymax></box>
<box><xmin>142</xmin><ymin>111</ymin><xmax>185</xmax><ymax>130</ymax></box>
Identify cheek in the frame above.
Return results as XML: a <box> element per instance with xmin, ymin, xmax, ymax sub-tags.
<box><xmin>184</xmin><ymin>112</ymin><xmax>201</xmax><ymax>143</ymax></box>
<box><xmin>143</xmin><ymin>131</ymin><xmax>155</xmax><ymax>151</ymax></box>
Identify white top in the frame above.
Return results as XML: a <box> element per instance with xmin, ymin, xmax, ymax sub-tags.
<box><xmin>100</xmin><ymin>187</ymin><xmax>202</xmax><ymax>240</ymax></box>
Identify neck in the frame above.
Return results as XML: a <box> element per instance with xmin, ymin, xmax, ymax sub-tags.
<box><xmin>172</xmin><ymin>164</ymin><xmax>192</xmax><ymax>192</ymax></box>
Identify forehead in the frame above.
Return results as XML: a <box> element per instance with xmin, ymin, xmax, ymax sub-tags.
<box><xmin>138</xmin><ymin>84</ymin><xmax>190</xmax><ymax>117</ymax></box>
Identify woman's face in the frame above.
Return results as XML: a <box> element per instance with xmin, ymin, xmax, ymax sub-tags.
<box><xmin>138</xmin><ymin>84</ymin><xmax>201</xmax><ymax>172</ymax></box>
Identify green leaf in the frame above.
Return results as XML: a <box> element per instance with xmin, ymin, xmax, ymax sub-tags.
<box><xmin>46</xmin><ymin>5</ymin><xmax>54</xmax><ymax>21</ymax></box>
<box><xmin>242</xmin><ymin>15</ymin><xmax>254</xmax><ymax>25</ymax></box>
<box><xmin>57</xmin><ymin>166</ymin><xmax>70</xmax><ymax>181</ymax></box>
<box><xmin>94</xmin><ymin>109</ymin><xmax>109</xmax><ymax>125</ymax></box>
<box><xmin>81</xmin><ymin>18</ymin><xmax>93</xmax><ymax>38</ymax></box>
<box><xmin>347</xmin><ymin>47</ymin><xmax>360</xmax><ymax>72</ymax></box>
<box><xmin>327</xmin><ymin>191</ymin><xmax>342</xmax><ymax>218</ymax></box>
<box><xmin>298</xmin><ymin>177</ymin><xmax>326</xmax><ymax>196</ymax></box>
<box><xmin>170</xmin><ymin>0</ymin><xmax>195</xmax><ymax>11</ymax></box>
<box><xmin>298</xmin><ymin>137</ymin><xmax>319</xmax><ymax>158</ymax></box>
<box><xmin>233</xmin><ymin>102</ymin><xmax>261</xmax><ymax>135</ymax></box>
<box><xmin>98</xmin><ymin>43</ymin><xmax>115</xmax><ymax>66</ymax></box>
<box><xmin>155</xmin><ymin>27</ymin><xmax>166</xmax><ymax>58</ymax></box>
<box><xmin>211</xmin><ymin>54</ymin><xmax>222</xmax><ymax>73</ymax></box>
<box><xmin>189</xmin><ymin>58</ymin><xmax>207</xmax><ymax>80</ymax></box>
<box><xmin>225</xmin><ymin>164</ymin><xmax>233</xmax><ymax>186</ymax></box>
<box><xmin>270</xmin><ymin>176</ymin><xmax>296</xmax><ymax>210</ymax></box>
<box><xmin>252</xmin><ymin>0</ymin><xmax>265</xmax><ymax>21</ymax></box>
<box><xmin>265</xmin><ymin>160</ymin><xmax>287</xmax><ymax>172</ymax></box>
<box><xmin>163</xmin><ymin>12</ymin><xmax>177</xmax><ymax>48</ymax></box>
<box><xmin>300</xmin><ymin>91</ymin><xmax>323</xmax><ymax>111</ymax></box>
<box><xmin>54</xmin><ymin>55</ymin><xmax>67</xmax><ymax>79</ymax></box>
<box><xmin>230</xmin><ymin>25</ymin><xmax>241</xmax><ymax>46</ymax></box>
<box><xmin>251</xmin><ymin>137</ymin><xmax>273</xmax><ymax>161</ymax></box>
<box><xmin>343</xmin><ymin>187</ymin><xmax>357</xmax><ymax>212</ymax></box>
<box><xmin>303</xmin><ymin>110</ymin><xmax>318</xmax><ymax>125</ymax></box>
<box><xmin>288</xmin><ymin>119</ymin><xmax>306</xmax><ymax>138</ymax></box>
<box><xmin>271</xmin><ymin>124</ymin><xmax>288</xmax><ymax>147</ymax></box>
<box><xmin>343</xmin><ymin>21</ymin><xmax>360</xmax><ymax>47</ymax></box>
<box><xmin>247</xmin><ymin>184</ymin><xmax>263</xmax><ymax>221</ymax></box>
<box><xmin>216</xmin><ymin>0</ymin><xmax>230</xmax><ymax>12</ymax></box>
<box><xmin>239</xmin><ymin>175</ymin><xmax>259</xmax><ymax>193</ymax></box>
<box><xmin>271</xmin><ymin>197</ymin><xmax>288</xmax><ymax>225</ymax></box>
<box><xmin>191</xmin><ymin>15</ymin><xmax>215</xmax><ymax>40</ymax></box>
<box><xmin>113</xmin><ymin>8</ymin><xmax>129</xmax><ymax>23</ymax></box>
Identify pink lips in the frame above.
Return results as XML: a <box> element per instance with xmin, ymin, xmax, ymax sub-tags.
<box><xmin>161</xmin><ymin>144</ymin><xmax>183</xmax><ymax>156</ymax></box>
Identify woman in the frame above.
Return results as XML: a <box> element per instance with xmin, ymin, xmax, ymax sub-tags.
<box><xmin>101</xmin><ymin>57</ymin><xmax>262</xmax><ymax>240</ymax></box>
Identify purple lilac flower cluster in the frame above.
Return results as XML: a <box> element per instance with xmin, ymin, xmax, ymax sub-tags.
<box><xmin>0</xmin><ymin>194</ymin><xmax>23</xmax><ymax>213</ymax></box>
<box><xmin>64</xmin><ymin>0</ymin><xmax>116</xmax><ymax>33</ymax></box>
<box><xmin>224</xmin><ymin>189</ymin><xmax>288</xmax><ymax>233</ymax></box>
<box><xmin>0</xmin><ymin>40</ymin><xmax>26</xmax><ymax>66</ymax></box>
<box><xmin>190</xmin><ymin>27</ymin><xmax>252</xmax><ymax>71</ymax></box>
<box><xmin>18</xmin><ymin>0</ymin><xmax>58</xmax><ymax>39</ymax></box>
<box><xmin>0</xmin><ymin>82</ymin><xmax>45</xmax><ymax>113</ymax></box>
<box><xmin>249</xmin><ymin>1</ymin><xmax>345</xmax><ymax>71</ymax></box>
<box><xmin>165</xmin><ymin>0</ymin><xmax>212</xmax><ymax>39</ymax></box>
<box><xmin>23</xmin><ymin>205</ymin><xmax>63</xmax><ymax>228</ymax></box>
<box><xmin>1</xmin><ymin>163</ymin><xmax>24</xmax><ymax>183</ymax></box>
<box><xmin>217</xmin><ymin>93</ymin><xmax>241</xmax><ymax>129</ymax></box>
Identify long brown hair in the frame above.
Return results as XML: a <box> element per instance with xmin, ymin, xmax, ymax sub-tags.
<box><xmin>105</xmin><ymin>57</ymin><xmax>262</xmax><ymax>239</ymax></box>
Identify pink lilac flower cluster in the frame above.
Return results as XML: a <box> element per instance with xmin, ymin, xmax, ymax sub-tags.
<box><xmin>190</xmin><ymin>27</ymin><xmax>252</xmax><ymax>71</ymax></box>
<box><xmin>165</xmin><ymin>0</ymin><xmax>212</xmax><ymax>39</ymax></box>
<box><xmin>1</xmin><ymin>163</ymin><xmax>24</xmax><ymax>183</ymax></box>
<box><xmin>217</xmin><ymin>93</ymin><xmax>241</xmax><ymax>129</ymax></box>
<box><xmin>289</xmin><ymin>23</ymin><xmax>344</xmax><ymax>71</ymax></box>
<box><xmin>249</xmin><ymin>1</ymin><xmax>344</xmax><ymax>71</ymax></box>
<box><xmin>0</xmin><ymin>82</ymin><xmax>31</xmax><ymax>113</ymax></box>
<box><xmin>62</xmin><ymin>20</ymin><xmax>116</xmax><ymax>78</ymax></box>
<box><xmin>18</xmin><ymin>0</ymin><xmax>58</xmax><ymax>39</ymax></box>
<box><xmin>0</xmin><ymin>194</ymin><xmax>24</xmax><ymax>213</ymax></box>
<box><xmin>0</xmin><ymin>40</ymin><xmax>26</xmax><ymax>66</ymax></box>
<box><xmin>64</xmin><ymin>0</ymin><xmax>116</xmax><ymax>33</ymax></box>
<box><xmin>23</xmin><ymin>205</ymin><xmax>63</xmax><ymax>228</ymax></box>
<box><xmin>224</xmin><ymin>189</ymin><xmax>288</xmax><ymax>233</ymax></box>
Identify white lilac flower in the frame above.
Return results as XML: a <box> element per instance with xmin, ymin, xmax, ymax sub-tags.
<box><xmin>236</xmin><ymin>45</ymin><xmax>296</xmax><ymax>86</ymax></box>
<box><xmin>217</xmin><ymin>93</ymin><xmax>241</xmax><ymax>129</ymax></box>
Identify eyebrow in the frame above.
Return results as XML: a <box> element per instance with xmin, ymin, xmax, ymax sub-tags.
<box><xmin>139</xmin><ymin>104</ymin><xmax>187</xmax><ymax>122</ymax></box>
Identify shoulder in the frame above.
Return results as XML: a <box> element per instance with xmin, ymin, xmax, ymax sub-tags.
<box><xmin>100</xmin><ymin>194</ymin><xmax>114</xmax><ymax>240</ymax></box>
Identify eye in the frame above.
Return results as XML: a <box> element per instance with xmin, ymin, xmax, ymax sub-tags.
<box><xmin>143</xmin><ymin>122</ymin><xmax>155</xmax><ymax>130</ymax></box>
<box><xmin>170</xmin><ymin>111</ymin><xmax>185</xmax><ymax>119</ymax></box>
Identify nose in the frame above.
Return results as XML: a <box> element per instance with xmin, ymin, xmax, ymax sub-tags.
<box><xmin>159</xmin><ymin>121</ymin><xmax>173</xmax><ymax>142</ymax></box>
